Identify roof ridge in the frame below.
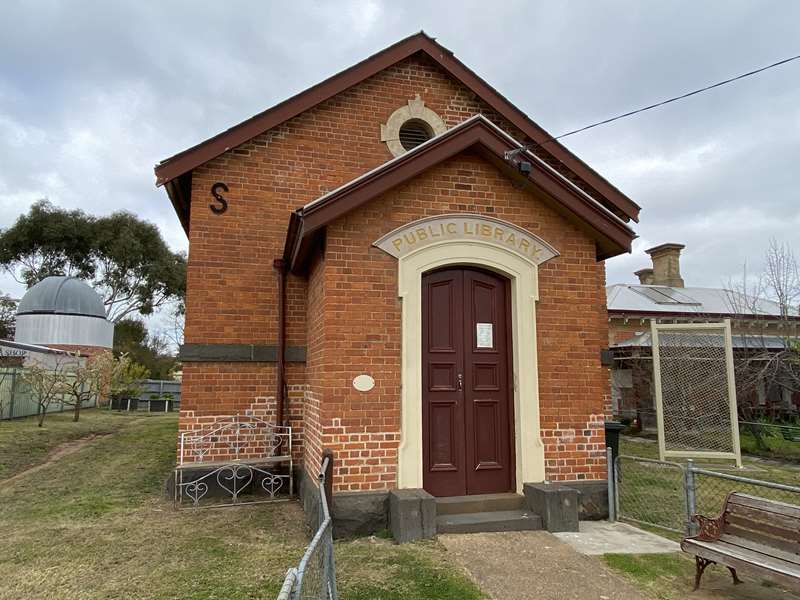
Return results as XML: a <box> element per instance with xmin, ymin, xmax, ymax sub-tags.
<box><xmin>155</xmin><ymin>32</ymin><xmax>640</xmax><ymax>234</ymax></box>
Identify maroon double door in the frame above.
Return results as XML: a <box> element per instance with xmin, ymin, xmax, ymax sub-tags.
<box><xmin>422</xmin><ymin>266</ymin><xmax>515</xmax><ymax>497</ymax></box>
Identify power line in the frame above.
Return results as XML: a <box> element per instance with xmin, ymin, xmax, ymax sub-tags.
<box><xmin>508</xmin><ymin>52</ymin><xmax>800</xmax><ymax>157</ymax></box>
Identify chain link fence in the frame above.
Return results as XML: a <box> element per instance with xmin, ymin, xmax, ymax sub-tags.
<box><xmin>614</xmin><ymin>454</ymin><xmax>800</xmax><ymax>535</ymax></box>
<box><xmin>278</xmin><ymin>454</ymin><xmax>338</xmax><ymax>600</ymax></box>
<box><xmin>652</xmin><ymin>321</ymin><xmax>740</xmax><ymax>464</ymax></box>
<box><xmin>690</xmin><ymin>466</ymin><xmax>800</xmax><ymax>524</ymax></box>
<box><xmin>615</xmin><ymin>455</ymin><xmax>688</xmax><ymax>533</ymax></box>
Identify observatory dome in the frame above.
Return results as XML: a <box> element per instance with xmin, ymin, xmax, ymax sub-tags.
<box><xmin>15</xmin><ymin>277</ymin><xmax>113</xmax><ymax>350</ymax></box>
<box><xmin>17</xmin><ymin>276</ymin><xmax>107</xmax><ymax>318</ymax></box>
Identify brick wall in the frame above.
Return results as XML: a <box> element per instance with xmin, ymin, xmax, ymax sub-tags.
<box><xmin>47</xmin><ymin>344</ymin><xmax>110</xmax><ymax>357</ymax></box>
<box><xmin>178</xmin><ymin>52</ymin><xmax>612</xmax><ymax>488</ymax></box>
<box><xmin>316</xmin><ymin>153</ymin><xmax>610</xmax><ymax>489</ymax></box>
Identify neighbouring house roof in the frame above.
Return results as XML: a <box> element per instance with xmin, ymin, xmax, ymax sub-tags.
<box><xmin>283</xmin><ymin>115</ymin><xmax>637</xmax><ymax>273</ymax></box>
<box><xmin>606</xmin><ymin>284</ymin><xmax>797</xmax><ymax>319</ymax></box>
<box><xmin>0</xmin><ymin>339</ymin><xmax>72</xmax><ymax>355</ymax></box>
<box><xmin>613</xmin><ymin>331</ymin><xmax>791</xmax><ymax>350</ymax></box>
<box><xmin>155</xmin><ymin>32</ymin><xmax>640</xmax><ymax>234</ymax></box>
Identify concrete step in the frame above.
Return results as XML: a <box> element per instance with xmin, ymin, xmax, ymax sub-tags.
<box><xmin>435</xmin><ymin>493</ymin><xmax>525</xmax><ymax>516</ymax></box>
<box><xmin>436</xmin><ymin>509</ymin><xmax>543</xmax><ymax>534</ymax></box>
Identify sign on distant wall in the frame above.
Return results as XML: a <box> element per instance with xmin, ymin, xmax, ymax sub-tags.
<box><xmin>373</xmin><ymin>214</ymin><xmax>559</xmax><ymax>266</ymax></box>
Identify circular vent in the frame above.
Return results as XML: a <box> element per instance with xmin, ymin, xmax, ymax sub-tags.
<box><xmin>399</xmin><ymin>119</ymin><xmax>433</xmax><ymax>151</ymax></box>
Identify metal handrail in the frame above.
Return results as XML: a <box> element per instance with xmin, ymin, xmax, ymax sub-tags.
<box><xmin>281</xmin><ymin>454</ymin><xmax>338</xmax><ymax>599</ymax></box>
<box><xmin>277</xmin><ymin>569</ymin><xmax>297</xmax><ymax>600</ymax></box>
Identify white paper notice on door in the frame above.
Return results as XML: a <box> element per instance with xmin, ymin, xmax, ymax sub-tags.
<box><xmin>476</xmin><ymin>323</ymin><xmax>493</xmax><ymax>348</ymax></box>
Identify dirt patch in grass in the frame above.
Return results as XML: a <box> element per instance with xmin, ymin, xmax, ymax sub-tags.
<box><xmin>0</xmin><ymin>409</ymin><xmax>150</xmax><ymax>480</ymax></box>
<box><xmin>0</xmin><ymin>432</ymin><xmax>112</xmax><ymax>488</ymax></box>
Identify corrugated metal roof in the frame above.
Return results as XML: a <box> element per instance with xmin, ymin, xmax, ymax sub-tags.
<box><xmin>17</xmin><ymin>276</ymin><xmax>107</xmax><ymax>318</ymax></box>
<box><xmin>606</xmin><ymin>284</ymin><xmax>792</xmax><ymax>317</ymax></box>
<box><xmin>613</xmin><ymin>331</ymin><xmax>790</xmax><ymax>350</ymax></box>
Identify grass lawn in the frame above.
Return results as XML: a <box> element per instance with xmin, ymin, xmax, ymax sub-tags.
<box><xmin>621</xmin><ymin>433</ymin><xmax>800</xmax><ymax>485</ymax></box>
<box><xmin>0</xmin><ymin>409</ymin><xmax>484</xmax><ymax>600</ymax></box>
<box><xmin>740</xmin><ymin>428</ymin><xmax>800</xmax><ymax>462</ymax></box>
<box><xmin>604</xmin><ymin>552</ymin><xmax>799</xmax><ymax>600</ymax></box>
<box><xmin>0</xmin><ymin>409</ymin><xmax>135</xmax><ymax>480</ymax></box>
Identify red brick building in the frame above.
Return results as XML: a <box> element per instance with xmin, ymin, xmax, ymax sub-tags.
<box><xmin>156</xmin><ymin>33</ymin><xmax>639</xmax><ymax>532</ymax></box>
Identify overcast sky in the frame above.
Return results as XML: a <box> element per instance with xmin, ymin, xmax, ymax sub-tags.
<box><xmin>2</xmin><ymin>1</ymin><xmax>799</xmax><ymax>320</ymax></box>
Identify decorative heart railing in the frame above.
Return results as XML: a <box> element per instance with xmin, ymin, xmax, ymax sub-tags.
<box><xmin>174</xmin><ymin>413</ymin><xmax>292</xmax><ymax>509</ymax></box>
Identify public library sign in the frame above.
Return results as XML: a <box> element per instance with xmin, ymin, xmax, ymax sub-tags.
<box><xmin>374</xmin><ymin>214</ymin><xmax>559</xmax><ymax>266</ymax></box>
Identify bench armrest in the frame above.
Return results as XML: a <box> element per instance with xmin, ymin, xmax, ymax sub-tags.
<box><xmin>690</xmin><ymin>514</ymin><xmax>724</xmax><ymax>541</ymax></box>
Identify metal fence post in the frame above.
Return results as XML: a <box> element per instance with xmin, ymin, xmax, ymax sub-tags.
<box><xmin>8</xmin><ymin>370</ymin><xmax>17</xmax><ymax>419</ymax></box>
<box><xmin>606</xmin><ymin>446</ymin><xmax>616</xmax><ymax>522</ymax></box>
<box><xmin>685</xmin><ymin>459</ymin><xmax>697</xmax><ymax>536</ymax></box>
<box><xmin>324</xmin><ymin>449</ymin><xmax>338</xmax><ymax>600</ymax></box>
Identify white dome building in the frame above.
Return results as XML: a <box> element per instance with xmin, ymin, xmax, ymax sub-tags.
<box><xmin>15</xmin><ymin>276</ymin><xmax>113</xmax><ymax>352</ymax></box>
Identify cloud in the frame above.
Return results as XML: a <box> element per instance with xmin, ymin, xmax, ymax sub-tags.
<box><xmin>0</xmin><ymin>0</ymin><xmax>798</xmax><ymax>326</ymax></box>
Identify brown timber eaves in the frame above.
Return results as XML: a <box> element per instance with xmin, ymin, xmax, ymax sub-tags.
<box><xmin>283</xmin><ymin>116</ymin><xmax>636</xmax><ymax>272</ymax></box>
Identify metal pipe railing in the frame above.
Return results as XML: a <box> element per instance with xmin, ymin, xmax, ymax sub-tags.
<box><xmin>281</xmin><ymin>451</ymin><xmax>338</xmax><ymax>599</ymax></box>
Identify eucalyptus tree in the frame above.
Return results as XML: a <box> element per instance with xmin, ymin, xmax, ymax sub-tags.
<box><xmin>0</xmin><ymin>200</ymin><xmax>186</xmax><ymax>322</ymax></box>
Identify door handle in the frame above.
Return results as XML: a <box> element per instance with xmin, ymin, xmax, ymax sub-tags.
<box><xmin>457</xmin><ymin>373</ymin><xmax>463</xmax><ymax>391</ymax></box>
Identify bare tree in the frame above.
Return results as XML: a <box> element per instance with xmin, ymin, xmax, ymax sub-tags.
<box><xmin>764</xmin><ymin>239</ymin><xmax>800</xmax><ymax>320</ymax></box>
<box><xmin>89</xmin><ymin>352</ymin><xmax>118</xmax><ymax>408</ymax></box>
<box><xmin>155</xmin><ymin>300</ymin><xmax>184</xmax><ymax>353</ymax></box>
<box><xmin>727</xmin><ymin>239</ymin><xmax>800</xmax><ymax>432</ymax></box>
<box><xmin>21</xmin><ymin>357</ymin><xmax>71</xmax><ymax>427</ymax></box>
<box><xmin>61</xmin><ymin>354</ymin><xmax>118</xmax><ymax>422</ymax></box>
<box><xmin>0</xmin><ymin>365</ymin><xmax>12</xmax><ymax>419</ymax></box>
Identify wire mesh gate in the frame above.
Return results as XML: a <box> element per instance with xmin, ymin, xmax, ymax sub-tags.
<box><xmin>651</xmin><ymin>320</ymin><xmax>742</xmax><ymax>466</ymax></box>
<box><xmin>615</xmin><ymin>455</ymin><xmax>689</xmax><ymax>533</ymax></box>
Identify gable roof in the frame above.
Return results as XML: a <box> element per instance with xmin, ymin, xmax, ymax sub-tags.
<box><xmin>284</xmin><ymin>115</ymin><xmax>636</xmax><ymax>273</ymax></box>
<box><xmin>155</xmin><ymin>32</ymin><xmax>640</xmax><ymax>232</ymax></box>
<box><xmin>607</xmin><ymin>283</ymin><xmax>800</xmax><ymax>319</ymax></box>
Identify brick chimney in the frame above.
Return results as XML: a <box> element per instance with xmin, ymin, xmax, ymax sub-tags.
<box><xmin>645</xmin><ymin>243</ymin><xmax>685</xmax><ymax>288</ymax></box>
<box><xmin>634</xmin><ymin>268</ymin><xmax>655</xmax><ymax>285</ymax></box>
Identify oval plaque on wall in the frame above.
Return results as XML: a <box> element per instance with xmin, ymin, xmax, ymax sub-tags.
<box><xmin>352</xmin><ymin>374</ymin><xmax>375</xmax><ymax>392</ymax></box>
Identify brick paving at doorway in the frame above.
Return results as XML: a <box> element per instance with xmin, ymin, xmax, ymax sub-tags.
<box><xmin>439</xmin><ymin>530</ymin><xmax>649</xmax><ymax>600</ymax></box>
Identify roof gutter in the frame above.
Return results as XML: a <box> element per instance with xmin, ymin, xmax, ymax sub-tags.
<box><xmin>608</xmin><ymin>309</ymin><xmax>800</xmax><ymax>322</ymax></box>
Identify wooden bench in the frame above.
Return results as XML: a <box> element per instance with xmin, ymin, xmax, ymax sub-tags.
<box><xmin>681</xmin><ymin>492</ymin><xmax>800</xmax><ymax>590</ymax></box>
